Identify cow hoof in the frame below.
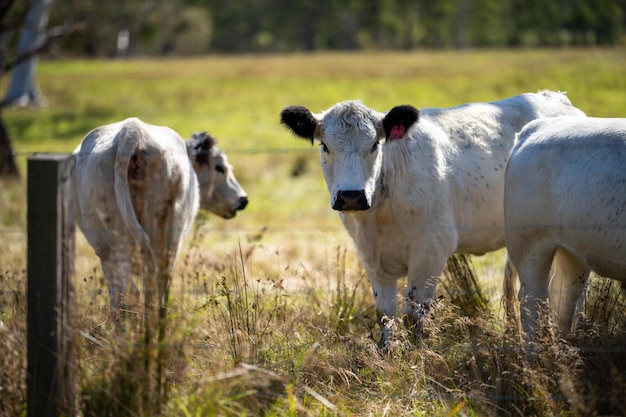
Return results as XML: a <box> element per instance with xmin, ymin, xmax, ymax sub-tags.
<box><xmin>403</xmin><ymin>300</ymin><xmax>435</xmax><ymax>344</ymax></box>
<box><xmin>376</xmin><ymin>315</ymin><xmax>398</xmax><ymax>352</ymax></box>
<box><xmin>377</xmin><ymin>334</ymin><xmax>389</xmax><ymax>352</ymax></box>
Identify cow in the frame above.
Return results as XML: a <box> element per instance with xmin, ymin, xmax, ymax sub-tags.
<box><xmin>280</xmin><ymin>91</ymin><xmax>585</xmax><ymax>348</ymax></box>
<box><xmin>73</xmin><ymin>118</ymin><xmax>248</xmax><ymax>323</ymax></box>
<box><xmin>504</xmin><ymin>115</ymin><xmax>626</xmax><ymax>343</ymax></box>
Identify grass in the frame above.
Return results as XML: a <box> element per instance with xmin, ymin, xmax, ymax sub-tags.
<box><xmin>1</xmin><ymin>48</ymin><xmax>626</xmax><ymax>416</ymax></box>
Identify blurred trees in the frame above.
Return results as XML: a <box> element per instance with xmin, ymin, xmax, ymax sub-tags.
<box><xmin>3</xmin><ymin>0</ymin><xmax>56</xmax><ymax>108</ymax></box>
<box><xmin>0</xmin><ymin>0</ymin><xmax>83</xmax><ymax>177</ymax></box>
<box><xmin>41</xmin><ymin>0</ymin><xmax>626</xmax><ymax>56</ymax></box>
<box><xmin>1</xmin><ymin>0</ymin><xmax>54</xmax><ymax>178</ymax></box>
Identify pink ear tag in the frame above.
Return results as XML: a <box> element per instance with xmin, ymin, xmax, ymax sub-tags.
<box><xmin>389</xmin><ymin>124</ymin><xmax>405</xmax><ymax>140</ymax></box>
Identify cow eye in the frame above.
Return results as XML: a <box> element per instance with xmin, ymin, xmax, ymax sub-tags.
<box><xmin>371</xmin><ymin>141</ymin><xmax>379</xmax><ymax>153</ymax></box>
<box><xmin>320</xmin><ymin>142</ymin><xmax>329</xmax><ymax>154</ymax></box>
<box><xmin>216</xmin><ymin>165</ymin><xmax>225</xmax><ymax>174</ymax></box>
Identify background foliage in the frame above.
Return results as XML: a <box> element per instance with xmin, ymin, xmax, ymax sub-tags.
<box><xmin>48</xmin><ymin>0</ymin><xmax>626</xmax><ymax>56</ymax></box>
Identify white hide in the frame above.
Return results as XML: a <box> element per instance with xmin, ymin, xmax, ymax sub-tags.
<box><xmin>73</xmin><ymin>118</ymin><xmax>247</xmax><ymax>317</ymax></box>
<box><xmin>317</xmin><ymin>101</ymin><xmax>384</xmax><ymax>209</ymax></box>
<box><xmin>504</xmin><ymin>116</ymin><xmax>626</xmax><ymax>340</ymax></box>
<box><xmin>281</xmin><ymin>91</ymin><xmax>585</xmax><ymax>346</ymax></box>
<box><xmin>186</xmin><ymin>131</ymin><xmax>249</xmax><ymax>219</ymax></box>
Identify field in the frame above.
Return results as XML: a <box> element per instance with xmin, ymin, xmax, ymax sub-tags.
<box><xmin>1</xmin><ymin>48</ymin><xmax>626</xmax><ymax>416</ymax></box>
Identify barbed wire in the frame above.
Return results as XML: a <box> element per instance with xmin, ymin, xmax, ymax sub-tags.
<box><xmin>2</xmin><ymin>147</ymin><xmax>320</xmax><ymax>158</ymax></box>
<box><xmin>0</xmin><ymin>222</ymin><xmax>351</xmax><ymax>239</ymax></box>
<box><xmin>0</xmin><ymin>226</ymin><xmax>347</xmax><ymax>236</ymax></box>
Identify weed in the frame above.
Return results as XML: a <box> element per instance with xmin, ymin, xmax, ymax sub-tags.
<box><xmin>0</xmin><ymin>321</ymin><xmax>26</xmax><ymax>417</ymax></box>
<box><xmin>441</xmin><ymin>254</ymin><xmax>491</xmax><ymax>319</ymax></box>
<box><xmin>329</xmin><ymin>246</ymin><xmax>362</xmax><ymax>334</ymax></box>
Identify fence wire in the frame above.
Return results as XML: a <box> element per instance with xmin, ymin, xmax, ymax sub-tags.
<box><xmin>3</xmin><ymin>147</ymin><xmax>320</xmax><ymax>158</ymax></box>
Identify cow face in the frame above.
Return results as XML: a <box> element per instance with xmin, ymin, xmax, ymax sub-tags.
<box><xmin>187</xmin><ymin>132</ymin><xmax>248</xmax><ymax>219</ymax></box>
<box><xmin>280</xmin><ymin>101</ymin><xmax>418</xmax><ymax>212</ymax></box>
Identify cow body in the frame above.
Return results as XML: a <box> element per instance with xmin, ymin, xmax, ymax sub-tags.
<box><xmin>504</xmin><ymin>116</ymin><xmax>626</xmax><ymax>340</ymax></box>
<box><xmin>73</xmin><ymin>118</ymin><xmax>248</xmax><ymax>318</ymax></box>
<box><xmin>280</xmin><ymin>91</ymin><xmax>585</xmax><ymax>347</ymax></box>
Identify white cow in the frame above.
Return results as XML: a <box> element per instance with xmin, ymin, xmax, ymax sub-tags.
<box><xmin>73</xmin><ymin>118</ymin><xmax>248</xmax><ymax>320</ymax></box>
<box><xmin>280</xmin><ymin>91</ymin><xmax>585</xmax><ymax>347</ymax></box>
<box><xmin>505</xmin><ymin>116</ymin><xmax>626</xmax><ymax>341</ymax></box>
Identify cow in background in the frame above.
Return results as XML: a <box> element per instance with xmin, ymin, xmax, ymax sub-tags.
<box><xmin>505</xmin><ymin>116</ymin><xmax>626</xmax><ymax>343</ymax></box>
<box><xmin>73</xmin><ymin>118</ymin><xmax>248</xmax><ymax>322</ymax></box>
<box><xmin>280</xmin><ymin>91</ymin><xmax>585</xmax><ymax>348</ymax></box>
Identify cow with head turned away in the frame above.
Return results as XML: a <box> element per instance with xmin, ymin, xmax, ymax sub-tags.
<box><xmin>73</xmin><ymin>118</ymin><xmax>248</xmax><ymax>325</ymax></box>
<box><xmin>280</xmin><ymin>91</ymin><xmax>585</xmax><ymax>348</ymax></box>
<box><xmin>505</xmin><ymin>116</ymin><xmax>626</xmax><ymax>347</ymax></box>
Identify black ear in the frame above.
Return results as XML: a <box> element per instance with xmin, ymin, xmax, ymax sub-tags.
<box><xmin>382</xmin><ymin>105</ymin><xmax>419</xmax><ymax>140</ymax></box>
<box><xmin>280</xmin><ymin>105</ymin><xmax>318</xmax><ymax>144</ymax></box>
<box><xmin>188</xmin><ymin>131</ymin><xmax>217</xmax><ymax>165</ymax></box>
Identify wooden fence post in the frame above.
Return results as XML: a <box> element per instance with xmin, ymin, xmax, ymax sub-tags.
<box><xmin>27</xmin><ymin>154</ymin><xmax>76</xmax><ymax>417</ymax></box>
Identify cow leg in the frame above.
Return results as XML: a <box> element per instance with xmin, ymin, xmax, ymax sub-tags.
<box><xmin>100</xmin><ymin>252</ymin><xmax>139</xmax><ymax>325</ymax></box>
<box><xmin>368</xmin><ymin>275</ymin><xmax>399</xmax><ymax>349</ymax></box>
<box><xmin>549</xmin><ymin>248</ymin><xmax>589</xmax><ymax>333</ymax></box>
<box><xmin>514</xmin><ymin>245</ymin><xmax>555</xmax><ymax>344</ymax></box>
<box><xmin>503</xmin><ymin>255</ymin><xmax>520</xmax><ymax>325</ymax></box>
<box><xmin>403</xmin><ymin>249</ymin><xmax>448</xmax><ymax>342</ymax></box>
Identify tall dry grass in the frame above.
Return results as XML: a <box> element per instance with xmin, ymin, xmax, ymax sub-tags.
<box><xmin>3</xmin><ymin>214</ymin><xmax>625</xmax><ymax>416</ymax></box>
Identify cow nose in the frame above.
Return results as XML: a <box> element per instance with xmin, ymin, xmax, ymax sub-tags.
<box><xmin>333</xmin><ymin>190</ymin><xmax>369</xmax><ymax>211</ymax></box>
<box><xmin>237</xmin><ymin>196</ymin><xmax>248</xmax><ymax>211</ymax></box>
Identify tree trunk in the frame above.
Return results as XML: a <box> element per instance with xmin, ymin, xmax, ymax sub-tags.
<box><xmin>2</xmin><ymin>0</ymin><xmax>56</xmax><ymax>108</ymax></box>
<box><xmin>0</xmin><ymin>113</ymin><xmax>20</xmax><ymax>178</ymax></box>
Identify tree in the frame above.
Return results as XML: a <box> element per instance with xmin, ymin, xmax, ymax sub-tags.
<box><xmin>0</xmin><ymin>0</ymin><xmax>28</xmax><ymax>178</ymax></box>
<box><xmin>0</xmin><ymin>0</ymin><xmax>81</xmax><ymax>178</ymax></box>
<box><xmin>2</xmin><ymin>0</ymin><xmax>55</xmax><ymax>108</ymax></box>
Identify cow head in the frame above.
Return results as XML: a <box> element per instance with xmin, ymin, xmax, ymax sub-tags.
<box><xmin>187</xmin><ymin>132</ymin><xmax>248</xmax><ymax>219</ymax></box>
<box><xmin>280</xmin><ymin>101</ymin><xmax>418</xmax><ymax>212</ymax></box>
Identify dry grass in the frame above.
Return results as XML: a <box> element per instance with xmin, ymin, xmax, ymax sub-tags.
<box><xmin>2</xmin><ymin>211</ymin><xmax>625</xmax><ymax>416</ymax></box>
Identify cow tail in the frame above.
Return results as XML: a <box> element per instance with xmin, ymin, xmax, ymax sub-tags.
<box><xmin>113</xmin><ymin>119</ymin><xmax>155</xmax><ymax>264</ymax></box>
<box><xmin>503</xmin><ymin>255</ymin><xmax>520</xmax><ymax>328</ymax></box>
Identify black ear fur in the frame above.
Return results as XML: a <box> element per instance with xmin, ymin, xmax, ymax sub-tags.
<box><xmin>382</xmin><ymin>105</ymin><xmax>419</xmax><ymax>140</ymax></box>
<box><xmin>189</xmin><ymin>131</ymin><xmax>217</xmax><ymax>165</ymax></box>
<box><xmin>280</xmin><ymin>106</ymin><xmax>318</xmax><ymax>144</ymax></box>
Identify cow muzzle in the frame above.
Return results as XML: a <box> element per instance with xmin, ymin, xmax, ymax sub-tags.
<box><xmin>220</xmin><ymin>196</ymin><xmax>249</xmax><ymax>219</ymax></box>
<box><xmin>236</xmin><ymin>196</ymin><xmax>249</xmax><ymax>211</ymax></box>
<box><xmin>332</xmin><ymin>190</ymin><xmax>370</xmax><ymax>211</ymax></box>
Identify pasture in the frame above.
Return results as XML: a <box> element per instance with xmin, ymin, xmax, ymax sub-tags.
<box><xmin>1</xmin><ymin>49</ymin><xmax>626</xmax><ymax>416</ymax></box>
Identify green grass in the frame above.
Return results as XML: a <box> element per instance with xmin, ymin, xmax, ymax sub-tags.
<box><xmin>8</xmin><ymin>49</ymin><xmax>625</xmax><ymax>148</ymax></box>
<box><xmin>2</xmin><ymin>49</ymin><xmax>626</xmax><ymax>416</ymax></box>
<box><xmin>7</xmin><ymin>48</ymin><xmax>625</xmax><ymax>241</ymax></box>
